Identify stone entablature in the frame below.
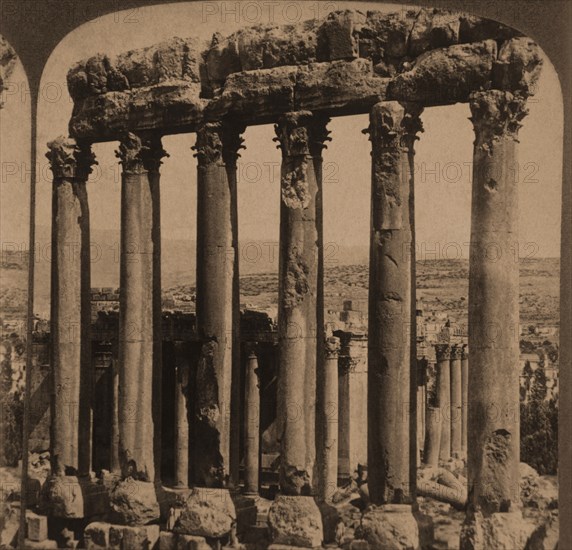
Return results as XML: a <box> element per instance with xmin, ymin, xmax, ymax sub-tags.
<box><xmin>67</xmin><ymin>8</ymin><xmax>540</xmax><ymax>141</ymax></box>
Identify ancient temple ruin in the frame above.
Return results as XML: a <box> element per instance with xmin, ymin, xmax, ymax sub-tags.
<box><xmin>41</xmin><ymin>7</ymin><xmax>542</xmax><ymax>549</ymax></box>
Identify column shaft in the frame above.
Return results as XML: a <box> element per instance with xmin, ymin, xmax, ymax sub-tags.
<box><xmin>110</xmin><ymin>354</ymin><xmax>120</xmax><ymax>474</ymax></box>
<box><xmin>244</xmin><ymin>348</ymin><xmax>261</xmax><ymax>495</ymax></box>
<box><xmin>317</xmin><ymin>337</ymin><xmax>340</xmax><ymax>502</ymax></box>
<box><xmin>117</xmin><ymin>133</ymin><xmax>166</xmax><ymax>482</ymax></box>
<box><xmin>175</xmin><ymin>342</ymin><xmax>190</xmax><ymax>487</ymax></box>
<box><xmin>424</xmin><ymin>407</ymin><xmax>442</xmax><ymax>467</ymax></box>
<box><xmin>47</xmin><ymin>137</ymin><xmax>94</xmax><ymax>476</ymax></box>
<box><xmin>467</xmin><ymin>90</ymin><xmax>527</xmax><ymax>512</ymax></box>
<box><xmin>367</xmin><ymin>101</ymin><xmax>422</xmax><ymax>505</ymax></box>
<box><xmin>461</xmin><ymin>346</ymin><xmax>468</xmax><ymax>456</ymax></box>
<box><xmin>450</xmin><ymin>345</ymin><xmax>463</xmax><ymax>458</ymax></box>
<box><xmin>275</xmin><ymin>111</ymin><xmax>329</xmax><ymax>495</ymax></box>
<box><xmin>193</xmin><ymin>121</ymin><xmax>244</xmax><ymax>488</ymax></box>
<box><xmin>436</xmin><ymin>344</ymin><xmax>451</xmax><ymax>462</ymax></box>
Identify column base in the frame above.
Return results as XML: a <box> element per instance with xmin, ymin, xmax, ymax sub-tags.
<box><xmin>268</xmin><ymin>495</ymin><xmax>323</xmax><ymax>548</ymax></box>
<box><xmin>84</xmin><ymin>521</ymin><xmax>160</xmax><ymax>550</ymax></box>
<box><xmin>460</xmin><ymin>510</ymin><xmax>535</xmax><ymax>550</ymax></box>
<box><xmin>356</xmin><ymin>504</ymin><xmax>420</xmax><ymax>550</ymax></box>
<box><xmin>109</xmin><ymin>479</ymin><xmax>160</xmax><ymax>525</ymax></box>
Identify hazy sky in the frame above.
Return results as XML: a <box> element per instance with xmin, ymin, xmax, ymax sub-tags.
<box><xmin>0</xmin><ymin>1</ymin><xmax>564</xmax><ymax>263</ymax></box>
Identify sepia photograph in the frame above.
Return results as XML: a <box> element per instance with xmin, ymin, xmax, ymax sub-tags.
<box><xmin>0</xmin><ymin>1</ymin><xmax>570</xmax><ymax>548</ymax></box>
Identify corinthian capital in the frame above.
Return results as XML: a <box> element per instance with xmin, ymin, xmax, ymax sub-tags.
<box><xmin>469</xmin><ymin>90</ymin><xmax>529</xmax><ymax>151</ymax></box>
<box><xmin>435</xmin><ymin>344</ymin><xmax>451</xmax><ymax>362</ymax></box>
<box><xmin>324</xmin><ymin>336</ymin><xmax>341</xmax><ymax>359</ymax></box>
<box><xmin>116</xmin><ymin>132</ymin><xmax>168</xmax><ymax>174</ymax></box>
<box><xmin>450</xmin><ymin>345</ymin><xmax>463</xmax><ymax>361</ymax></box>
<box><xmin>193</xmin><ymin>120</ymin><xmax>246</xmax><ymax>167</ymax></box>
<box><xmin>46</xmin><ymin>136</ymin><xmax>96</xmax><ymax>180</ymax></box>
<box><xmin>273</xmin><ymin>111</ymin><xmax>331</xmax><ymax>158</ymax></box>
<box><xmin>365</xmin><ymin>101</ymin><xmax>423</xmax><ymax>151</ymax></box>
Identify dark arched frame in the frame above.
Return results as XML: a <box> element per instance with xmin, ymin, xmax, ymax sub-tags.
<box><xmin>0</xmin><ymin>1</ymin><xmax>569</xmax><ymax>547</ymax></box>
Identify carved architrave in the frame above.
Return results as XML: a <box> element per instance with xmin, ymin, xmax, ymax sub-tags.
<box><xmin>46</xmin><ymin>136</ymin><xmax>96</xmax><ymax>181</ymax></box>
<box><xmin>115</xmin><ymin>132</ymin><xmax>168</xmax><ymax>174</ymax></box>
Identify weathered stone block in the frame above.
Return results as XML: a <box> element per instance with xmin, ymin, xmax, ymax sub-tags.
<box><xmin>387</xmin><ymin>40</ymin><xmax>497</xmax><ymax>105</ymax></box>
<box><xmin>357</xmin><ymin>504</ymin><xmax>419</xmax><ymax>550</ymax></box>
<box><xmin>84</xmin><ymin>522</ymin><xmax>111</xmax><ymax>550</ymax></box>
<box><xmin>159</xmin><ymin>531</ymin><xmax>177</xmax><ymax>550</ymax></box>
<box><xmin>177</xmin><ymin>534</ymin><xmax>211</xmax><ymax>550</ymax></box>
<box><xmin>21</xmin><ymin>540</ymin><xmax>58</xmax><ymax>549</ymax></box>
<box><xmin>460</xmin><ymin>511</ymin><xmax>535</xmax><ymax>550</ymax></box>
<box><xmin>121</xmin><ymin>524</ymin><xmax>160</xmax><ymax>549</ymax></box>
<box><xmin>174</xmin><ymin>487</ymin><xmax>236</xmax><ymax>538</ymax></box>
<box><xmin>43</xmin><ymin>475</ymin><xmax>85</xmax><ymax>518</ymax></box>
<box><xmin>318</xmin><ymin>10</ymin><xmax>366</xmax><ymax>61</ymax></box>
<box><xmin>235</xmin><ymin>21</ymin><xmax>318</xmax><ymax>72</ymax></box>
<box><xmin>268</xmin><ymin>495</ymin><xmax>323</xmax><ymax>548</ymax></box>
<box><xmin>26</xmin><ymin>511</ymin><xmax>48</xmax><ymax>542</ymax></box>
<box><xmin>409</xmin><ymin>8</ymin><xmax>461</xmax><ymax>56</ymax></box>
<box><xmin>109</xmin><ymin>479</ymin><xmax>160</xmax><ymax>526</ymax></box>
<box><xmin>459</xmin><ymin>15</ymin><xmax>521</xmax><ymax>43</ymax></box>
<box><xmin>232</xmin><ymin>494</ymin><xmax>258</xmax><ymax>535</ymax></box>
<box><xmin>493</xmin><ymin>37</ymin><xmax>542</xmax><ymax>95</ymax></box>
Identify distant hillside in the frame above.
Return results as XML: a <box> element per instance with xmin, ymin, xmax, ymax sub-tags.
<box><xmin>1</xmin><ymin>228</ymin><xmax>560</xmax><ymax>328</ymax></box>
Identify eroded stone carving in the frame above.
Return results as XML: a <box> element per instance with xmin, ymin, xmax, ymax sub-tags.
<box><xmin>115</xmin><ymin>132</ymin><xmax>168</xmax><ymax>174</ymax></box>
<box><xmin>469</xmin><ymin>90</ymin><xmax>529</xmax><ymax>152</ymax></box>
<box><xmin>46</xmin><ymin>136</ymin><xmax>96</xmax><ymax>180</ymax></box>
<box><xmin>193</xmin><ymin>121</ymin><xmax>246</xmax><ymax>167</ymax></box>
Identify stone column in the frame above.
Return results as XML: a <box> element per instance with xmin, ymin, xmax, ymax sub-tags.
<box><xmin>115</xmin><ymin>133</ymin><xmax>166</xmax><ymax>498</ymax></box>
<box><xmin>269</xmin><ymin>112</ymin><xmax>329</xmax><ymax>548</ymax></box>
<box><xmin>461</xmin><ymin>345</ymin><xmax>468</xmax><ymax>457</ymax></box>
<box><xmin>193</xmin><ymin>120</ymin><xmax>244</xmax><ymax>488</ymax></box>
<box><xmin>337</xmin><ymin>355</ymin><xmax>353</xmax><ymax>481</ymax></box>
<box><xmin>461</xmin><ymin>90</ymin><xmax>532</xmax><ymax>547</ymax></box>
<box><xmin>174</xmin><ymin>342</ymin><xmax>190</xmax><ymax>488</ymax></box>
<box><xmin>424</xmin><ymin>361</ymin><xmax>440</xmax><ymax>466</ymax></box>
<box><xmin>366</xmin><ymin>101</ymin><xmax>422</xmax><ymax>506</ymax></box>
<box><xmin>450</xmin><ymin>345</ymin><xmax>463</xmax><ymax>458</ymax></box>
<box><xmin>110</xmin><ymin>352</ymin><xmax>120</xmax><ymax>474</ymax></box>
<box><xmin>244</xmin><ymin>346</ymin><xmax>260</xmax><ymax>496</ymax></box>
<box><xmin>424</xmin><ymin>408</ymin><xmax>442</xmax><ymax>467</ymax></box>
<box><xmin>274</xmin><ymin>111</ymin><xmax>329</xmax><ymax>496</ymax></box>
<box><xmin>436</xmin><ymin>344</ymin><xmax>451</xmax><ymax>462</ymax></box>
<box><xmin>358</xmin><ymin>101</ymin><xmax>424</xmax><ymax>548</ymax></box>
<box><xmin>317</xmin><ymin>336</ymin><xmax>340</xmax><ymax>502</ymax></box>
<box><xmin>46</xmin><ymin>137</ymin><xmax>95</xmax><ymax>480</ymax></box>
